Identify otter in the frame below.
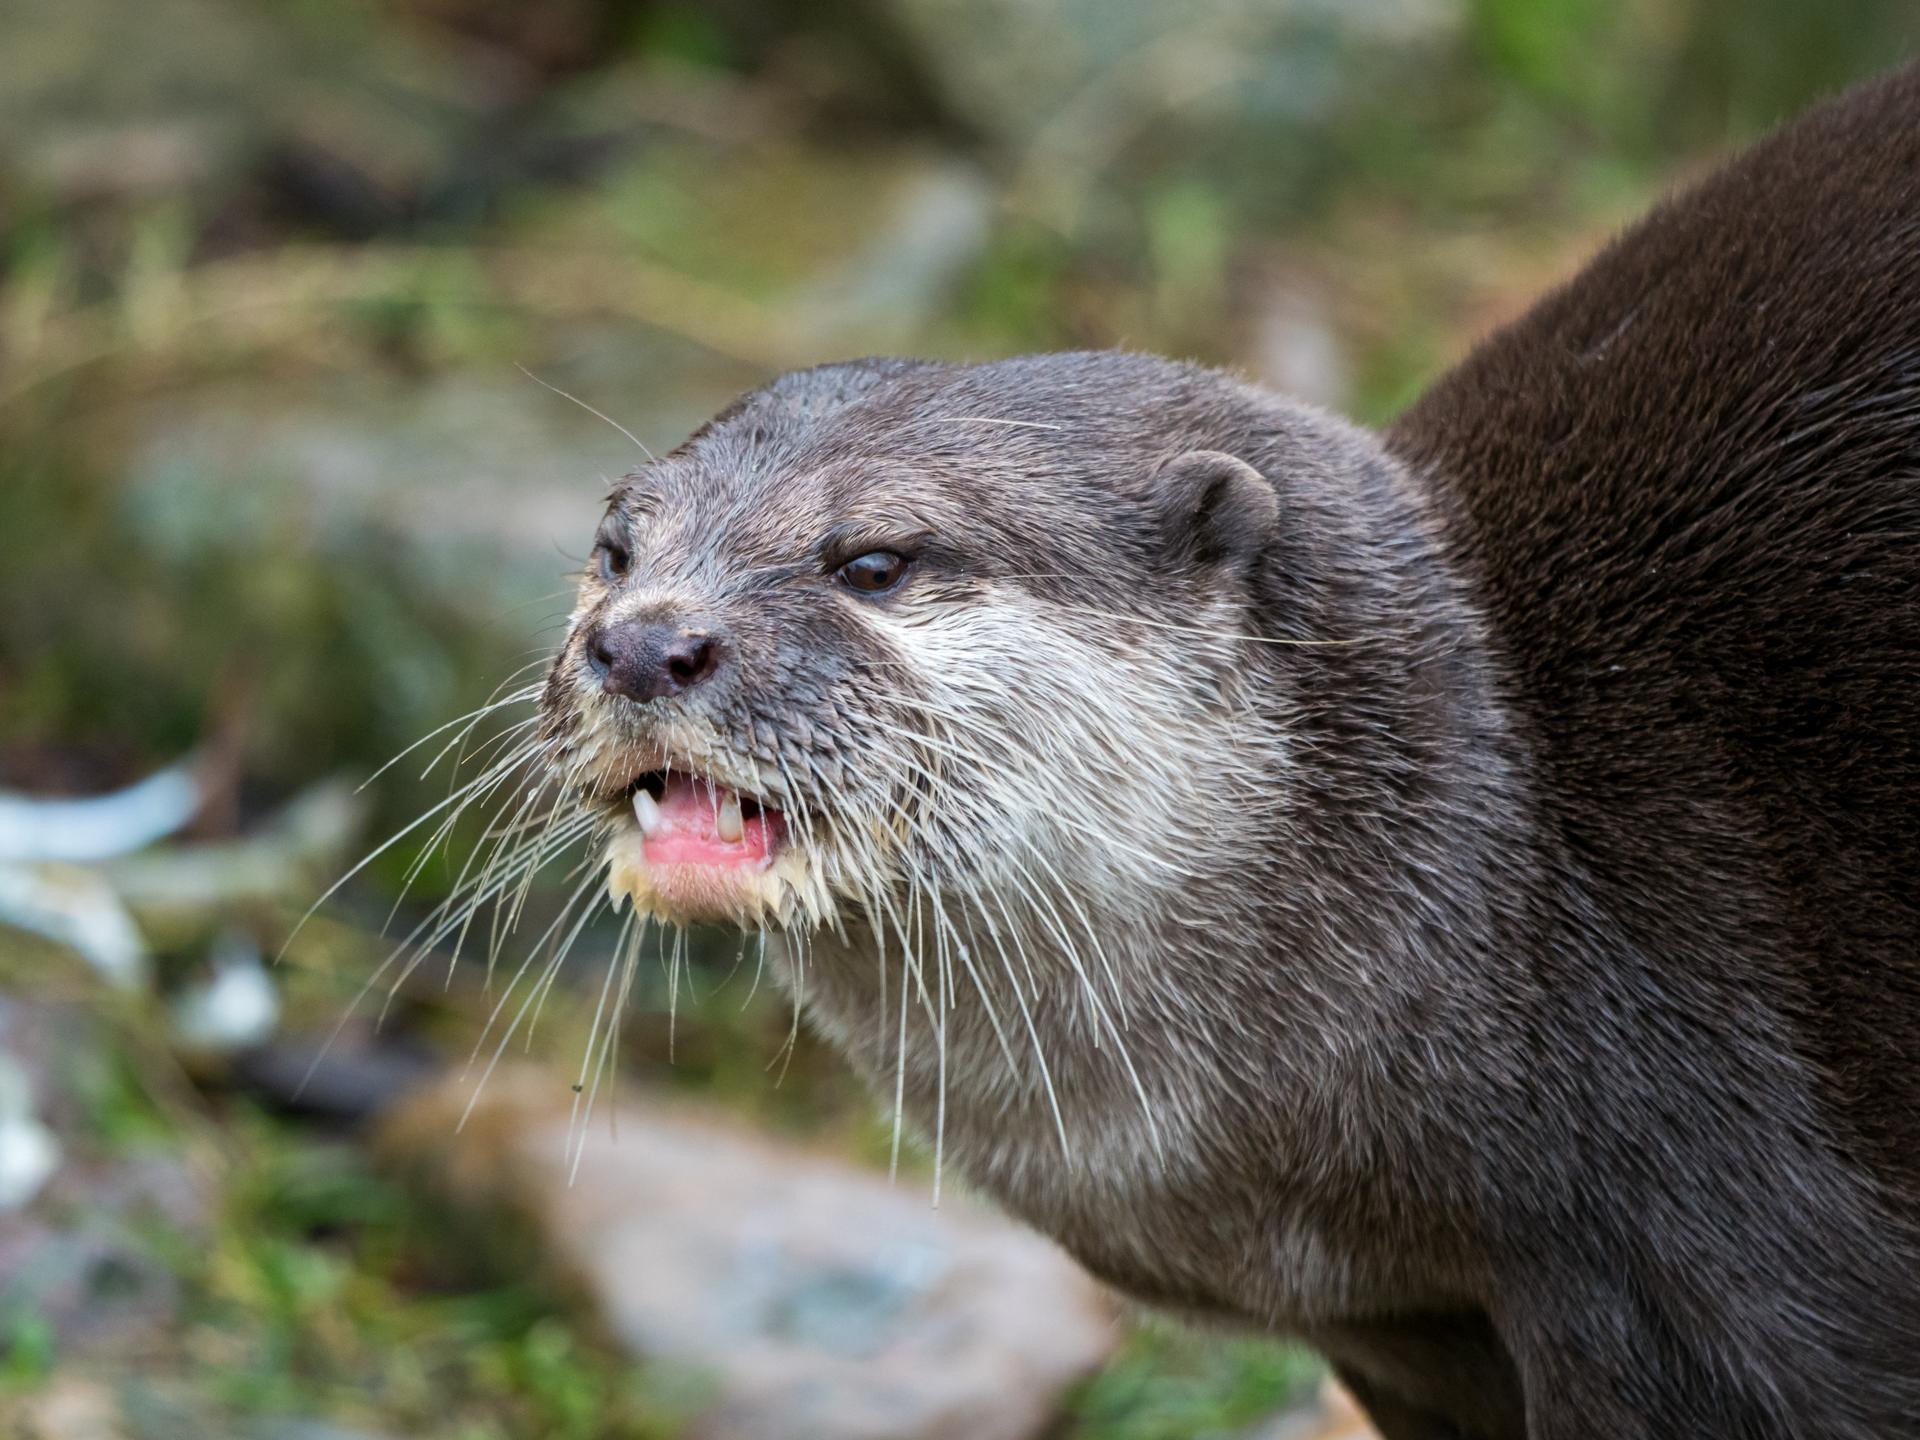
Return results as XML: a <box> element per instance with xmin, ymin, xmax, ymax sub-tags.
<box><xmin>515</xmin><ymin>62</ymin><xmax>1920</xmax><ymax>1438</ymax></box>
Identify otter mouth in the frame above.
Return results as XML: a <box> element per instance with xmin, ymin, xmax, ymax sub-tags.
<box><xmin>603</xmin><ymin>768</ymin><xmax>798</xmax><ymax>929</ymax></box>
<box><xmin>625</xmin><ymin>770</ymin><xmax>785</xmax><ymax>867</ymax></box>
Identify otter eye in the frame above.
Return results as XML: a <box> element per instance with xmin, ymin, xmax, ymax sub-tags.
<box><xmin>836</xmin><ymin>550</ymin><xmax>909</xmax><ymax>595</ymax></box>
<box><xmin>595</xmin><ymin>539</ymin><xmax>631</xmax><ymax>581</ymax></box>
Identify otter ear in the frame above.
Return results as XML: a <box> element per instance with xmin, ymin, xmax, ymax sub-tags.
<box><xmin>1151</xmin><ymin>449</ymin><xmax>1278</xmax><ymax>573</ymax></box>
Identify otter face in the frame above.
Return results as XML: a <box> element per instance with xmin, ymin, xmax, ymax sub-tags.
<box><xmin>536</xmin><ymin>354</ymin><xmax>1282</xmax><ymax>937</ymax></box>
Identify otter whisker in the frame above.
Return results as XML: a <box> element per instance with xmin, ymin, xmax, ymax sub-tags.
<box><xmin>848</xmin><ymin>762</ymin><xmax>1028</xmax><ymax>1106</ymax></box>
<box><xmin>847</xmin><ymin>837</ymin><xmax>918</xmax><ymax>1079</ymax></box>
<box><xmin>386</xmin><ymin>764</ymin><xmax>545</xmax><ymax>947</ymax></box>
<box><xmin>353</xmin><ymin>684</ymin><xmax>542</xmax><ymax>796</ymax></box>
<box><xmin>470</xmin><ymin>776</ymin><xmax>576</xmax><ymax>982</ymax></box>
<box><xmin>866</xmin><ymin>706</ymin><xmax>1213</xmax><ymax>880</ymax></box>
<box><xmin>443</xmin><ymin>766</ymin><xmax>567</xmax><ymax>899</ymax></box>
<box><xmin>872</xmin><ymin>853</ymin><xmax>956</xmax><ymax>1180</ymax></box>
<box><xmin>991</xmin><ymin>849</ymin><xmax>1166</xmax><ymax>1157</ymax></box>
<box><xmin>772</xmin><ymin>925</ymin><xmax>810</xmax><ymax>1089</ymax></box>
<box><xmin>928</xmin><ymin>415</ymin><xmax>1065</xmax><ymax>431</ymax></box>
<box><xmin>918</xmin><ymin>870</ymin><xmax>1009</xmax><ymax>1205</ymax></box>
<box><xmin>834</xmin><ymin>712</ymin><xmax>1142</xmax><ymax>1051</ymax></box>
<box><xmin>972</xmin><ymin>881</ymin><xmax>1072</xmax><ymax>1158</ymax></box>
<box><xmin>907</xmin><ymin>763</ymin><xmax>1165</xmax><ymax>1160</ymax></box>
<box><xmin>931</xmin><ymin>873</ymin><xmax>950</xmax><ymax>1206</ymax></box>
<box><xmin>298</xmin><ymin>803</ymin><xmax>594</xmax><ymax>1101</ymax></box>
<box><xmin>466</xmin><ymin>862</ymin><xmax>600</xmax><ymax>1069</ymax></box>
<box><xmin>666</xmin><ymin>924</ymin><xmax>686</xmax><ymax>1061</ymax></box>
<box><xmin>1044</xmin><ymin>600</ymin><xmax>1357</xmax><ymax>648</ymax></box>
<box><xmin>867</xmin><ymin>706</ymin><xmax>1067</xmax><ymax>1144</ymax></box>
<box><xmin>450</xmin><ymin>816</ymin><xmax>594</xmax><ymax>987</ymax></box>
<box><xmin>1001</xmin><ymin>831</ymin><xmax>1131</xmax><ymax>1023</ymax></box>
<box><xmin>434</xmin><ymin>712</ymin><xmax>544</xmax><ymax>786</ymax></box>
<box><xmin>789</xmin><ymin>743</ymin><xmax>944</xmax><ymax>1062</ymax></box>
<box><xmin>569</xmin><ymin>909</ymin><xmax>641</xmax><ymax>1181</ymax></box>
<box><xmin>923</xmin><ymin>864</ymin><xmax>1022</xmax><ymax>1083</ymax></box>
<box><xmin>282</xmin><ymin>741</ymin><xmax>546</xmax><ymax>964</ymax></box>
<box><xmin>377</xmin><ymin>807</ymin><xmax>596</xmax><ymax>1020</ymax></box>
<box><xmin>384</xmin><ymin>742</ymin><xmax>549</xmax><ymax>935</ymax></box>
<box><xmin>518</xmin><ymin>852</ymin><xmax>612</xmax><ymax>1052</ymax></box>
<box><xmin>516</xmin><ymin>363</ymin><xmax>656</xmax><ymax>462</ymax></box>
<box><xmin>720</xmin><ymin>931</ymin><xmax>751</xmax><ymax>988</ymax></box>
<box><xmin>460</xmin><ymin>863</ymin><xmax>604</xmax><ymax>1129</ymax></box>
<box><xmin>601</xmin><ymin>915</ymin><xmax>645</xmax><ymax>1137</ymax></box>
<box><xmin>741</xmin><ymin>929</ymin><xmax>769</xmax><ymax>1010</ymax></box>
<box><xmin>570</xmin><ymin>910</ymin><xmax>632</xmax><ymax>1111</ymax></box>
<box><xmin>496</xmin><ymin>753</ymin><xmax>595</xmax><ymax>951</ymax></box>
<box><xmin>423</xmin><ymin>699</ymin><xmax>544</xmax><ymax>788</ymax></box>
<box><xmin>888</xmin><ymin>876</ymin><xmax>915</xmax><ymax>1182</ymax></box>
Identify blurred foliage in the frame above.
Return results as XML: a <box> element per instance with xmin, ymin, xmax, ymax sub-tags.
<box><xmin>1</xmin><ymin>1</ymin><xmax>1912</xmax><ymax>1435</ymax></box>
<box><xmin>1070</xmin><ymin>1321</ymin><xmax>1322</xmax><ymax>1440</ymax></box>
<box><xmin>172</xmin><ymin>1128</ymin><xmax>696</xmax><ymax>1439</ymax></box>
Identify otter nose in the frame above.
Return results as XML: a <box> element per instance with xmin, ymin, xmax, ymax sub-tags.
<box><xmin>586</xmin><ymin>621</ymin><xmax>723</xmax><ymax>702</ymax></box>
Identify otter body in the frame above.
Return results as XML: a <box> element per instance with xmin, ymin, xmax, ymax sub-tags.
<box><xmin>531</xmin><ymin>64</ymin><xmax>1920</xmax><ymax>1438</ymax></box>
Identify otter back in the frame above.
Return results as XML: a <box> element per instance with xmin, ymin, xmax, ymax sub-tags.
<box><xmin>1390</xmin><ymin>62</ymin><xmax>1920</xmax><ymax>1197</ymax></box>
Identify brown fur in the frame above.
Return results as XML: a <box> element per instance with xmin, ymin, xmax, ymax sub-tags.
<box><xmin>529</xmin><ymin>62</ymin><xmax>1920</xmax><ymax>1438</ymax></box>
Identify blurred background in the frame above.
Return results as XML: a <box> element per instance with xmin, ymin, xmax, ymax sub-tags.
<box><xmin>0</xmin><ymin>3</ymin><xmax>1913</xmax><ymax>1437</ymax></box>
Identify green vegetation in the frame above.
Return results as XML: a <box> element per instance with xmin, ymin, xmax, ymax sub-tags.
<box><xmin>1070</xmin><ymin>1323</ymin><xmax>1322</xmax><ymax>1440</ymax></box>
<box><xmin>176</xmin><ymin>1128</ymin><xmax>694</xmax><ymax>1440</ymax></box>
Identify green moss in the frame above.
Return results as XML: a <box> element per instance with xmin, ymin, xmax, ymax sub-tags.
<box><xmin>170</xmin><ymin>1116</ymin><xmax>697</xmax><ymax>1439</ymax></box>
<box><xmin>1066</xmin><ymin>1319</ymin><xmax>1322</xmax><ymax>1440</ymax></box>
<box><xmin>0</xmin><ymin>1311</ymin><xmax>57</xmax><ymax>1392</ymax></box>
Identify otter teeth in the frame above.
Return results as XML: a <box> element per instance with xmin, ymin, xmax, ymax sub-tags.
<box><xmin>716</xmin><ymin>793</ymin><xmax>744</xmax><ymax>844</ymax></box>
<box><xmin>632</xmin><ymin>788</ymin><xmax>662</xmax><ymax>834</ymax></box>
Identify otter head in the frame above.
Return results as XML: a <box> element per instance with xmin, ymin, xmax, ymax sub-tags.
<box><xmin>537</xmin><ymin>352</ymin><xmax>1287</xmax><ymax>945</ymax></box>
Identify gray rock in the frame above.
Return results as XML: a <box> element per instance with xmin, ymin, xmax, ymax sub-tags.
<box><xmin>383</xmin><ymin>1066</ymin><xmax>1121</xmax><ymax>1440</ymax></box>
<box><xmin>117</xmin><ymin>353</ymin><xmax>744</xmax><ymax>629</ymax></box>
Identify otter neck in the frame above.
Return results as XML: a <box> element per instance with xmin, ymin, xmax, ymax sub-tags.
<box><xmin>787</xmin><ymin>425</ymin><xmax>1531</xmax><ymax>1317</ymax></box>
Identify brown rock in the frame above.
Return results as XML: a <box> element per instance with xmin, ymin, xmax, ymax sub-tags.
<box><xmin>380</xmin><ymin>1066</ymin><xmax>1121</xmax><ymax>1440</ymax></box>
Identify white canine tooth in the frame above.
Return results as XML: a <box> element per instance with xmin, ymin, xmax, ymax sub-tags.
<box><xmin>716</xmin><ymin>792</ymin><xmax>744</xmax><ymax>843</ymax></box>
<box><xmin>632</xmin><ymin>788</ymin><xmax>662</xmax><ymax>834</ymax></box>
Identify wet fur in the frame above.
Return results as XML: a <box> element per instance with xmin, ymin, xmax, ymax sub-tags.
<box><xmin>534</xmin><ymin>64</ymin><xmax>1920</xmax><ymax>1438</ymax></box>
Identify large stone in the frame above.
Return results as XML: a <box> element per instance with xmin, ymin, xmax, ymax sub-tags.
<box><xmin>115</xmin><ymin>347</ymin><xmax>744</xmax><ymax>628</ymax></box>
<box><xmin>382</xmin><ymin>1066</ymin><xmax>1121</xmax><ymax>1440</ymax></box>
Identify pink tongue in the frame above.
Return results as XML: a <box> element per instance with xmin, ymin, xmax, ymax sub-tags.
<box><xmin>642</xmin><ymin>774</ymin><xmax>781</xmax><ymax>868</ymax></box>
